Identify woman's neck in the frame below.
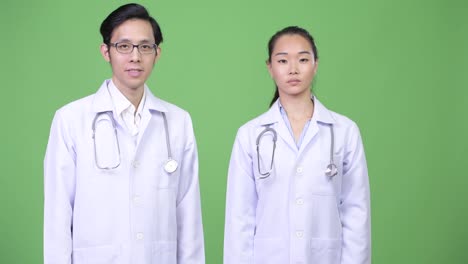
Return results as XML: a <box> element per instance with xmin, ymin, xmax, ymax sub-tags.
<box><xmin>279</xmin><ymin>93</ymin><xmax>314</xmax><ymax>121</ymax></box>
<box><xmin>279</xmin><ymin>93</ymin><xmax>314</xmax><ymax>143</ymax></box>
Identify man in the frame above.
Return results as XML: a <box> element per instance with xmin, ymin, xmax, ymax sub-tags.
<box><xmin>44</xmin><ymin>4</ymin><xmax>205</xmax><ymax>263</ymax></box>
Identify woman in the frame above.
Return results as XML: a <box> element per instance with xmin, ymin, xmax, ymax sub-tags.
<box><xmin>224</xmin><ymin>26</ymin><xmax>371</xmax><ymax>264</ymax></box>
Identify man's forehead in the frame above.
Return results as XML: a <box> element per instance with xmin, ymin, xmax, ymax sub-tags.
<box><xmin>110</xmin><ymin>19</ymin><xmax>154</xmax><ymax>41</ymax></box>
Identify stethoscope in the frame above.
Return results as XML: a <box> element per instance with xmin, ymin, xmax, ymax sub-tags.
<box><xmin>256</xmin><ymin>124</ymin><xmax>338</xmax><ymax>179</ymax></box>
<box><xmin>91</xmin><ymin>111</ymin><xmax>178</xmax><ymax>173</ymax></box>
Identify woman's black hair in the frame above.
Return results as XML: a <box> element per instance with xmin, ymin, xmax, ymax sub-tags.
<box><xmin>100</xmin><ymin>3</ymin><xmax>163</xmax><ymax>49</ymax></box>
<box><xmin>267</xmin><ymin>26</ymin><xmax>318</xmax><ymax>107</ymax></box>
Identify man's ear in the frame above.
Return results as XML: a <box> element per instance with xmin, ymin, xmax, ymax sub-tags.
<box><xmin>100</xmin><ymin>43</ymin><xmax>110</xmax><ymax>62</ymax></box>
<box><xmin>153</xmin><ymin>46</ymin><xmax>162</xmax><ymax>64</ymax></box>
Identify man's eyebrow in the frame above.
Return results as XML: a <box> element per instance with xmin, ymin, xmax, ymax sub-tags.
<box><xmin>113</xmin><ymin>38</ymin><xmax>153</xmax><ymax>43</ymax></box>
<box><xmin>113</xmin><ymin>38</ymin><xmax>131</xmax><ymax>43</ymax></box>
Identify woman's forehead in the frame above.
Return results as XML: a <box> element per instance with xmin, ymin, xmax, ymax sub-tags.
<box><xmin>273</xmin><ymin>34</ymin><xmax>313</xmax><ymax>53</ymax></box>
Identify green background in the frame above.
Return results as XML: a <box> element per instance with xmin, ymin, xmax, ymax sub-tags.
<box><xmin>1</xmin><ymin>0</ymin><xmax>467</xmax><ymax>263</ymax></box>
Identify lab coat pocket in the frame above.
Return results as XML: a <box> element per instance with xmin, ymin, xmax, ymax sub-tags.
<box><xmin>332</xmin><ymin>154</ymin><xmax>343</xmax><ymax>179</ymax></box>
<box><xmin>314</xmin><ymin>155</ymin><xmax>343</xmax><ymax>195</ymax></box>
<box><xmin>156</xmin><ymin>163</ymin><xmax>179</xmax><ymax>188</ymax></box>
<box><xmin>152</xmin><ymin>241</ymin><xmax>177</xmax><ymax>264</ymax></box>
<box><xmin>72</xmin><ymin>244</ymin><xmax>120</xmax><ymax>264</ymax></box>
<box><xmin>310</xmin><ymin>238</ymin><xmax>342</xmax><ymax>264</ymax></box>
<box><xmin>309</xmin><ymin>194</ymin><xmax>342</xmax><ymax>238</ymax></box>
<box><xmin>328</xmin><ymin>154</ymin><xmax>343</xmax><ymax>197</ymax></box>
<box><xmin>253</xmin><ymin>237</ymin><xmax>287</xmax><ymax>264</ymax></box>
<box><xmin>320</xmin><ymin>155</ymin><xmax>343</xmax><ymax>178</ymax></box>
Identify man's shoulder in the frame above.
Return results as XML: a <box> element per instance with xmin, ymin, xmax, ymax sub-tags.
<box><xmin>56</xmin><ymin>93</ymin><xmax>95</xmax><ymax>115</ymax></box>
<box><xmin>146</xmin><ymin>92</ymin><xmax>191</xmax><ymax>119</ymax></box>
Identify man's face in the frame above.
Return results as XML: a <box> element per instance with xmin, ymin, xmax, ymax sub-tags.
<box><xmin>100</xmin><ymin>19</ymin><xmax>160</xmax><ymax>93</ymax></box>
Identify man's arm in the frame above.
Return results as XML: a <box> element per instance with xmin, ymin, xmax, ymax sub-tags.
<box><xmin>176</xmin><ymin>113</ymin><xmax>205</xmax><ymax>263</ymax></box>
<box><xmin>43</xmin><ymin>110</ymin><xmax>76</xmax><ymax>264</ymax></box>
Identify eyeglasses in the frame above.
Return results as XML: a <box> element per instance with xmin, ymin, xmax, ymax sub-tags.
<box><xmin>109</xmin><ymin>42</ymin><xmax>157</xmax><ymax>54</ymax></box>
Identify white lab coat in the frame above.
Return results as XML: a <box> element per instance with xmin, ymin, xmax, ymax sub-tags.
<box><xmin>44</xmin><ymin>80</ymin><xmax>205</xmax><ymax>264</ymax></box>
<box><xmin>224</xmin><ymin>98</ymin><xmax>370</xmax><ymax>264</ymax></box>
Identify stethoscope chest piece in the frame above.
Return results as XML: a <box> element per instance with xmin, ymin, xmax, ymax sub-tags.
<box><xmin>164</xmin><ymin>159</ymin><xmax>178</xmax><ymax>173</ymax></box>
<box><xmin>325</xmin><ymin>163</ymin><xmax>338</xmax><ymax>177</ymax></box>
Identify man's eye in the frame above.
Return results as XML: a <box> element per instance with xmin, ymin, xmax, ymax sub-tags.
<box><xmin>118</xmin><ymin>44</ymin><xmax>130</xmax><ymax>49</ymax></box>
<box><xmin>140</xmin><ymin>44</ymin><xmax>152</xmax><ymax>50</ymax></box>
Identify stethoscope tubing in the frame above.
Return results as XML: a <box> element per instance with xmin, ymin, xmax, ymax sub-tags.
<box><xmin>92</xmin><ymin>111</ymin><xmax>177</xmax><ymax>173</ymax></box>
<box><xmin>92</xmin><ymin>112</ymin><xmax>121</xmax><ymax>170</ymax></box>
<box><xmin>256</xmin><ymin>123</ymin><xmax>337</xmax><ymax>179</ymax></box>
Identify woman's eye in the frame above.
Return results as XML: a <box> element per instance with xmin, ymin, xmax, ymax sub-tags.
<box><xmin>277</xmin><ymin>59</ymin><xmax>287</xmax><ymax>64</ymax></box>
<box><xmin>300</xmin><ymin>58</ymin><xmax>309</xmax><ymax>63</ymax></box>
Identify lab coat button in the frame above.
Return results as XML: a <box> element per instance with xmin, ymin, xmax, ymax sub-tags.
<box><xmin>296</xmin><ymin>231</ymin><xmax>304</xmax><ymax>238</ymax></box>
<box><xmin>296</xmin><ymin>167</ymin><xmax>303</xmax><ymax>173</ymax></box>
<box><xmin>296</xmin><ymin>198</ymin><xmax>304</xmax><ymax>205</ymax></box>
<box><xmin>133</xmin><ymin>195</ymin><xmax>141</xmax><ymax>205</ymax></box>
<box><xmin>136</xmin><ymin>232</ymin><xmax>144</xmax><ymax>240</ymax></box>
<box><xmin>132</xmin><ymin>160</ymin><xmax>140</xmax><ymax>168</ymax></box>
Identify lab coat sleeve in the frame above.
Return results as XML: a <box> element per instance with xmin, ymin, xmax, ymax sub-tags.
<box><xmin>176</xmin><ymin>113</ymin><xmax>205</xmax><ymax>264</ymax></box>
<box><xmin>340</xmin><ymin>123</ymin><xmax>371</xmax><ymax>264</ymax></box>
<box><xmin>43</xmin><ymin>110</ymin><xmax>76</xmax><ymax>264</ymax></box>
<box><xmin>223</xmin><ymin>129</ymin><xmax>257</xmax><ymax>264</ymax></box>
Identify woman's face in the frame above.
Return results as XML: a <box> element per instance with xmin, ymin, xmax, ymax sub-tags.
<box><xmin>267</xmin><ymin>34</ymin><xmax>317</xmax><ymax>99</ymax></box>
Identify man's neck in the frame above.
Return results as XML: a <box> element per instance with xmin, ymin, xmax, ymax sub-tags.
<box><xmin>112</xmin><ymin>80</ymin><xmax>144</xmax><ymax>109</ymax></box>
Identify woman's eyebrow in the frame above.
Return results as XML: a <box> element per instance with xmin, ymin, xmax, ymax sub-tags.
<box><xmin>274</xmin><ymin>51</ymin><xmax>312</xmax><ymax>56</ymax></box>
<box><xmin>274</xmin><ymin>52</ymin><xmax>288</xmax><ymax>56</ymax></box>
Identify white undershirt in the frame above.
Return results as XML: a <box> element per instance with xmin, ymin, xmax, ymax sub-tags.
<box><xmin>107</xmin><ymin>80</ymin><xmax>146</xmax><ymax>136</ymax></box>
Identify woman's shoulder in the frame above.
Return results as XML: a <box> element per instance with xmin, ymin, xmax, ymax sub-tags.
<box><xmin>237</xmin><ymin>107</ymin><xmax>276</xmax><ymax>133</ymax></box>
<box><xmin>315</xmin><ymin>98</ymin><xmax>360</xmax><ymax>130</ymax></box>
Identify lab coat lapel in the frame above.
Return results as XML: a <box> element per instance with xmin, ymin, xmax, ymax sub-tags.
<box><xmin>298</xmin><ymin>97</ymin><xmax>336</xmax><ymax>155</ymax></box>
<box><xmin>91</xmin><ymin>80</ymin><xmax>114</xmax><ymax>114</ymax></box>
<box><xmin>91</xmin><ymin>80</ymin><xmax>130</xmax><ymax>131</ymax></box>
<box><xmin>137</xmin><ymin>86</ymin><xmax>169</xmax><ymax>145</ymax></box>
<box><xmin>298</xmin><ymin>120</ymin><xmax>318</xmax><ymax>155</ymax></box>
<box><xmin>259</xmin><ymin>100</ymin><xmax>298</xmax><ymax>153</ymax></box>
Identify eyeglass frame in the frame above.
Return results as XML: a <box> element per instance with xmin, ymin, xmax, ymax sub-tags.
<box><xmin>109</xmin><ymin>42</ymin><xmax>158</xmax><ymax>54</ymax></box>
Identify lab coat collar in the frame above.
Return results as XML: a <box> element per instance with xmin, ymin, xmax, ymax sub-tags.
<box><xmin>92</xmin><ymin>80</ymin><xmax>114</xmax><ymax>113</ymax></box>
<box><xmin>258</xmin><ymin>96</ymin><xmax>335</xmax><ymax>126</ymax></box>
<box><xmin>92</xmin><ymin>79</ymin><xmax>169</xmax><ymax>113</ymax></box>
<box><xmin>107</xmin><ymin>80</ymin><xmax>140</xmax><ymax>117</ymax></box>
<box><xmin>313</xmin><ymin>97</ymin><xmax>335</xmax><ymax>124</ymax></box>
<box><xmin>144</xmin><ymin>86</ymin><xmax>169</xmax><ymax>113</ymax></box>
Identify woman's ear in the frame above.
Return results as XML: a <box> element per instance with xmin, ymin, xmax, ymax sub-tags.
<box><xmin>313</xmin><ymin>59</ymin><xmax>319</xmax><ymax>75</ymax></box>
<box><xmin>266</xmin><ymin>60</ymin><xmax>273</xmax><ymax>78</ymax></box>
